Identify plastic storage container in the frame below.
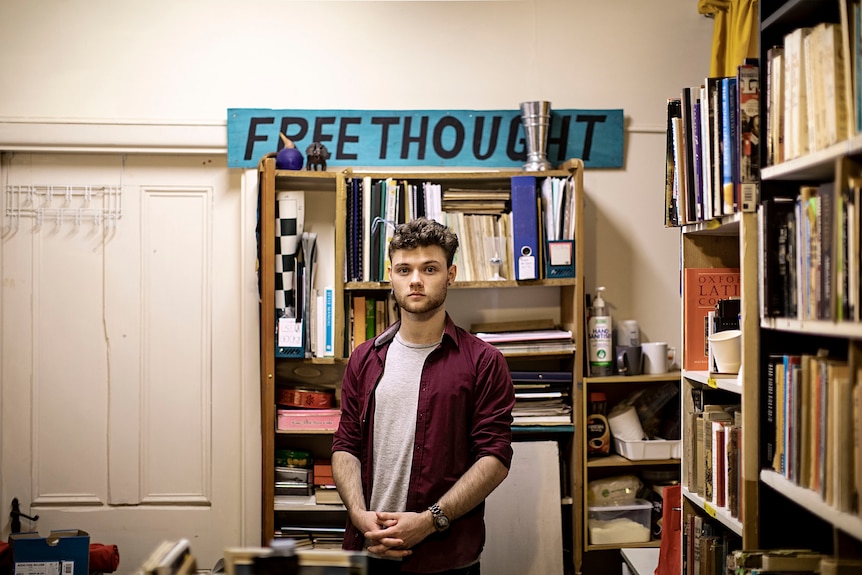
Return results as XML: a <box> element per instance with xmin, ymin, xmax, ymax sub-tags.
<box><xmin>588</xmin><ymin>499</ymin><xmax>652</xmax><ymax>544</ymax></box>
<box><xmin>613</xmin><ymin>438</ymin><xmax>681</xmax><ymax>460</ymax></box>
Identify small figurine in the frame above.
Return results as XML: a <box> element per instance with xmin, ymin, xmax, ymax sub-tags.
<box><xmin>306</xmin><ymin>142</ymin><xmax>330</xmax><ymax>171</ymax></box>
<box><xmin>276</xmin><ymin>134</ymin><xmax>304</xmax><ymax>170</ymax></box>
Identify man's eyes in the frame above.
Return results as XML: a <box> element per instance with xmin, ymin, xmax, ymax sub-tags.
<box><xmin>394</xmin><ymin>267</ymin><xmax>438</xmax><ymax>274</ymax></box>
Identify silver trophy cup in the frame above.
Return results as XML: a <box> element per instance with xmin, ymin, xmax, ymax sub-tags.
<box><xmin>519</xmin><ymin>100</ymin><xmax>553</xmax><ymax>171</ymax></box>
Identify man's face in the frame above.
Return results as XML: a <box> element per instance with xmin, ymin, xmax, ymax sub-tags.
<box><xmin>389</xmin><ymin>245</ymin><xmax>455</xmax><ymax>317</ymax></box>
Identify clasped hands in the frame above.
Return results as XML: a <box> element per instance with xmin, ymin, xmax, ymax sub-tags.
<box><xmin>354</xmin><ymin>510</ymin><xmax>435</xmax><ymax>558</ymax></box>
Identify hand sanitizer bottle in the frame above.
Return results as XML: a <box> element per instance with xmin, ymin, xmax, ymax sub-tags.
<box><xmin>588</xmin><ymin>287</ymin><xmax>612</xmax><ymax>376</ymax></box>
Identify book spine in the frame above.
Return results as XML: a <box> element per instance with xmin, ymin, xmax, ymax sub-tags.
<box><xmin>324</xmin><ymin>286</ymin><xmax>334</xmax><ymax>357</ymax></box>
<box><xmin>737</xmin><ymin>62</ymin><xmax>760</xmax><ymax>212</ymax></box>
<box><xmin>721</xmin><ymin>77</ymin><xmax>739</xmax><ymax>214</ymax></box>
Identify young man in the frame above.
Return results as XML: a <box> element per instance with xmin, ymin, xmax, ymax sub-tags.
<box><xmin>331</xmin><ymin>218</ymin><xmax>515</xmax><ymax>574</ymax></box>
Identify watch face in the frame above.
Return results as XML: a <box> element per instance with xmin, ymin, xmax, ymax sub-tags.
<box><xmin>434</xmin><ymin>514</ymin><xmax>450</xmax><ymax>531</ymax></box>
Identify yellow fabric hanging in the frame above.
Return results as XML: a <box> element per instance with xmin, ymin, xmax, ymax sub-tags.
<box><xmin>699</xmin><ymin>0</ymin><xmax>759</xmax><ymax>77</ymax></box>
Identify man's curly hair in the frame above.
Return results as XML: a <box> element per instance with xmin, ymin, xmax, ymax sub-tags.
<box><xmin>388</xmin><ymin>218</ymin><xmax>459</xmax><ymax>267</ymax></box>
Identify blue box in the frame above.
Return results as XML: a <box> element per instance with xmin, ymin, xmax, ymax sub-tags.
<box><xmin>11</xmin><ymin>529</ymin><xmax>90</xmax><ymax>575</ymax></box>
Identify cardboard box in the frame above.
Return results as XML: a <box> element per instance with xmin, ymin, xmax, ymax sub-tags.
<box><xmin>11</xmin><ymin>530</ymin><xmax>90</xmax><ymax>575</ymax></box>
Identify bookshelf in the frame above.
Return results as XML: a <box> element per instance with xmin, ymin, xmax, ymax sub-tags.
<box><xmin>678</xmin><ymin>210</ymin><xmax>760</xmax><ymax>568</ymax></box>
<box><xmin>581</xmin><ymin>371</ymin><xmax>682</xmax><ymax>565</ymax></box>
<box><xmin>755</xmin><ymin>0</ymin><xmax>862</xmax><ymax>562</ymax></box>
<box><xmin>257</xmin><ymin>156</ymin><xmax>586</xmax><ymax>573</ymax></box>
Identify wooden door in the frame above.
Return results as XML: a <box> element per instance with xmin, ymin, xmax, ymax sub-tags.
<box><xmin>0</xmin><ymin>153</ymin><xmax>259</xmax><ymax>573</ymax></box>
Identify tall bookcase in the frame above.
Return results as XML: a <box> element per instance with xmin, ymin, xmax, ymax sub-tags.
<box><xmin>257</xmin><ymin>156</ymin><xmax>586</xmax><ymax>573</ymax></box>
<box><xmin>679</xmin><ymin>211</ymin><xmax>760</xmax><ymax>557</ymax></box>
<box><xmin>754</xmin><ymin>0</ymin><xmax>862</xmax><ymax>560</ymax></box>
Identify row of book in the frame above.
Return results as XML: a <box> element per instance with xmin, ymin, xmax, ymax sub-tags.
<box><xmin>763</xmin><ymin>352</ymin><xmax>860</xmax><ymax>514</ymax></box>
<box><xmin>764</xmin><ymin>12</ymin><xmax>861</xmax><ymax>168</ymax></box>
<box><xmin>346</xmin><ymin>292</ymin><xmax>397</xmax><ymax>353</ymax></box>
<box><xmin>509</xmin><ymin>370</ymin><xmax>573</xmax><ymax>426</ymax></box>
<box><xmin>685</xmin><ymin>535</ymin><xmax>856</xmax><ymax>575</ymax></box>
<box><xmin>665</xmin><ymin>60</ymin><xmax>759</xmax><ymax>227</ymax></box>
<box><xmin>344</xmin><ymin>175</ymin><xmax>576</xmax><ymax>284</ymax></box>
<box><xmin>683</xmin><ymin>515</ymin><xmax>735</xmax><ymax>575</ymax></box>
<box><xmin>760</xmin><ymin>160</ymin><xmax>862</xmax><ymax>322</ymax></box>
<box><xmin>685</xmin><ymin>401</ymin><xmax>743</xmax><ymax>519</ymax></box>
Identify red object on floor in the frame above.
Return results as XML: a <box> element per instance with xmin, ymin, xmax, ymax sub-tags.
<box><xmin>88</xmin><ymin>543</ymin><xmax>120</xmax><ymax>573</ymax></box>
<box><xmin>0</xmin><ymin>542</ymin><xmax>10</xmax><ymax>575</ymax></box>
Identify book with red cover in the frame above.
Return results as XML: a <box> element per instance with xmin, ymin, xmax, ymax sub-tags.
<box><xmin>684</xmin><ymin>268</ymin><xmax>741</xmax><ymax>370</ymax></box>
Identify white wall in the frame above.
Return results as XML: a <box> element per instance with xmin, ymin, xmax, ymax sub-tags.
<box><xmin>0</xmin><ymin>0</ymin><xmax>713</xmax><ymax>350</ymax></box>
<box><xmin>0</xmin><ymin>2</ymin><xmax>713</xmax><ymax>562</ymax></box>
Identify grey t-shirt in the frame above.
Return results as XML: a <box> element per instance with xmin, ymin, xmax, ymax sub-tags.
<box><xmin>370</xmin><ymin>332</ymin><xmax>437</xmax><ymax>513</ymax></box>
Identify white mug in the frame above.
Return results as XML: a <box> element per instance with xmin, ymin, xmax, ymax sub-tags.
<box><xmin>642</xmin><ymin>342</ymin><xmax>675</xmax><ymax>374</ymax></box>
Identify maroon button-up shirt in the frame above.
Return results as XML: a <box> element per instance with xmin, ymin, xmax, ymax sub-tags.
<box><xmin>332</xmin><ymin>314</ymin><xmax>514</xmax><ymax>573</ymax></box>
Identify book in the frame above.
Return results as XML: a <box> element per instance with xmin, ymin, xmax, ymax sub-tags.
<box><xmin>671</xmin><ymin>114</ymin><xmax>688</xmax><ymax>225</ymax></box>
<box><xmin>720</xmin><ymin>77</ymin><xmax>738</xmax><ymax>213</ymax></box>
<box><xmin>510</xmin><ymin>175</ymin><xmax>540</xmax><ymax>279</ymax></box>
<box><xmin>324</xmin><ymin>286</ymin><xmax>334</xmax><ymax>357</ymax></box>
<box><xmin>711</xmin><ymin>420</ymin><xmax>727</xmax><ymax>507</ymax></box>
<box><xmin>763</xmin><ymin>354</ymin><xmax>783</xmax><ymax>471</ymax></box>
<box><xmin>365</xmin><ymin>297</ymin><xmax>376</xmax><ymax>341</ymax></box>
<box><xmin>784</xmin><ymin>27</ymin><xmax>814</xmax><ymax>160</ymax></box>
<box><xmin>314</xmin><ymin>486</ymin><xmax>343</xmax><ymax>505</ymax></box>
<box><xmin>381</xmin><ymin>178</ymin><xmax>399</xmax><ymax>282</ymax></box>
<box><xmin>474</xmin><ymin>328</ymin><xmax>572</xmax><ymax>344</ymax></box>
<box><xmin>835</xmin><ymin>156</ymin><xmax>862</xmax><ymax>321</ymax></box>
<box><xmin>821</xmin><ymin>22</ymin><xmax>850</xmax><ymax>147</ymax></box>
<box><xmin>351</xmin><ymin>294</ymin><xmax>366</xmax><ymax>351</ymax></box>
<box><xmin>766</xmin><ymin>46</ymin><xmax>785</xmax><ymax>166</ymax></box>
<box><xmin>759</xmin><ymin>196</ymin><xmax>797</xmax><ymax>318</ymax></box>
<box><xmin>683</xmin><ymin>268</ymin><xmax>741</xmax><ymax>371</ymax></box>
<box><xmin>818</xmin><ymin>181</ymin><xmax>837</xmax><ymax>320</ymax></box>
<box><xmin>681</xmin><ymin>86</ymin><xmax>701</xmax><ymax>222</ymax></box>
<box><xmin>692</xmin><ymin>94</ymin><xmax>705</xmax><ymax>221</ymax></box>
<box><xmin>726</xmin><ymin>422</ymin><xmax>740</xmax><ymax>517</ymax></box>
<box><xmin>737</xmin><ymin>60</ymin><xmax>760</xmax><ymax>212</ymax></box>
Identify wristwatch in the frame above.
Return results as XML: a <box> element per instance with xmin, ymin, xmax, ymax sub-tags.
<box><xmin>428</xmin><ymin>503</ymin><xmax>450</xmax><ymax>532</ymax></box>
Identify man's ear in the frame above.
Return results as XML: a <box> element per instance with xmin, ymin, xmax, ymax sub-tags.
<box><xmin>448</xmin><ymin>265</ymin><xmax>457</xmax><ymax>285</ymax></box>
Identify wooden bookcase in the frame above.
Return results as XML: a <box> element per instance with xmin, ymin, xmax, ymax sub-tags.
<box><xmin>754</xmin><ymin>0</ymin><xmax>862</xmax><ymax>560</ymax></box>
<box><xmin>257</xmin><ymin>156</ymin><xmax>586</xmax><ymax>574</ymax></box>
<box><xmin>581</xmin><ymin>371</ymin><xmax>682</xmax><ymax>569</ymax></box>
<box><xmin>679</xmin><ymin>212</ymin><xmax>760</xmax><ymax>553</ymax></box>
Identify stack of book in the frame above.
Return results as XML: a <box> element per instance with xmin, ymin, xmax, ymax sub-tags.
<box><xmin>274</xmin><ymin>465</ymin><xmax>314</xmax><ymax>507</ymax></box>
<box><xmin>313</xmin><ymin>460</ymin><xmax>342</xmax><ymax>505</ymax></box>
<box><xmin>276</xmin><ymin>526</ymin><xmax>346</xmax><ymax>549</ymax></box>
<box><xmin>474</xmin><ymin>328</ymin><xmax>574</xmax><ymax>356</ymax></box>
<box><xmin>510</xmin><ymin>371</ymin><xmax>573</xmax><ymax>426</ymax></box>
<box><xmin>441</xmin><ymin>187</ymin><xmax>509</xmax><ymax>213</ymax></box>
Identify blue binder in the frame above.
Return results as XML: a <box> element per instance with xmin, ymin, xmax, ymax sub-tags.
<box><xmin>510</xmin><ymin>175</ymin><xmax>540</xmax><ymax>280</ymax></box>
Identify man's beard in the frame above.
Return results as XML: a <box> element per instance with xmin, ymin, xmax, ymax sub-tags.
<box><xmin>394</xmin><ymin>285</ymin><xmax>447</xmax><ymax>317</ymax></box>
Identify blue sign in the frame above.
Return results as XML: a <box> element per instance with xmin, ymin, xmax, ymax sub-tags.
<box><xmin>227</xmin><ymin>108</ymin><xmax>623</xmax><ymax>169</ymax></box>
